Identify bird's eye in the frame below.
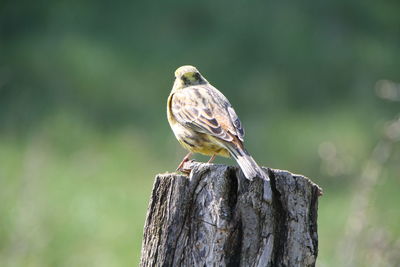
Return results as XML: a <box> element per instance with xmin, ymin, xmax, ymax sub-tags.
<box><xmin>194</xmin><ymin>73</ymin><xmax>201</xmax><ymax>80</ymax></box>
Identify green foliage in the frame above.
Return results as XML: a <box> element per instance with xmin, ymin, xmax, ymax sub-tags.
<box><xmin>1</xmin><ymin>0</ymin><xmax>399</xmax><ymax>266</ymax></box>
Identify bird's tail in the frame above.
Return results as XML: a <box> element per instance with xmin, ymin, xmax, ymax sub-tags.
<box><xmin>226</xmin><ymin>144</ymin><xmax>273</xmax><ymax>202</ymax></box>
<box><xmin>226</xmin><ymin>145</ymin><xmax>269</xmax><ymax>182</ymax></box>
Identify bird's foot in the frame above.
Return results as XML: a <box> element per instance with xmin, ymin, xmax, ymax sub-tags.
<box><xmin>179</xmin><ymin>160</ymin><xmax>195</xmax><ymax>174</ymax></box>
<box><xmin>176</xmin><ymin>152</ymin><xmax>193</xmax><ymax>171</ymax></box>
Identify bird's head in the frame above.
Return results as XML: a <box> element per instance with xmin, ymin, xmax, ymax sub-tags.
<box><xmin>173</xmin><ymin>65</ymin><xmax>208</xmax><ymax>90</ymax></box>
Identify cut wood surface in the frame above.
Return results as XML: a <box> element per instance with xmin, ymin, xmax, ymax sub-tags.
<box><xmin>140</xmin><ymin>161</ymin><xmax>322</xmax><ymax>267</ymax></box>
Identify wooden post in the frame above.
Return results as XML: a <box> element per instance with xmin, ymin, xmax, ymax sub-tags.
<box><xmin>140</xmin><ymin>162</ymin><xmax>322</xmax><ymax>267</ymax></box>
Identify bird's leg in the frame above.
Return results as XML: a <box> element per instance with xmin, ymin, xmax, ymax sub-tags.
<box><xmin>176</xmin><ymin>152</ymin><xmax>193</xmax><ymax>171</ymax></box>
<box><xmin>207</xmin><ymin>154</ymin><xmax>216</xmax><ymax>163</ymax></box>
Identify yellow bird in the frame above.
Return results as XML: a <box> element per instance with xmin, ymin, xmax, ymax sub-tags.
<box><xmin>167</xmin><ymin>65</ymin><xmax>270</xmax><ymax>187</ymax></box>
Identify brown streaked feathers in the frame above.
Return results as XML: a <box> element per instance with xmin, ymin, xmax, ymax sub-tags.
<box><xmin>171</xmin><ymin>86</ymin><xmax>242</xmax><ymax>144</ymax></box>
<box><xmin>167</xmin><ymin>65</ymin><xmax>271</xmax><ymax>198</ymax></box>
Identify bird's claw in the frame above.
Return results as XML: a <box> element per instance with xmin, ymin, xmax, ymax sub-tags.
<box><xmin>176</xmin><ymin>159</ymin><xmax>194</xmax><ymax>174</ymax></box>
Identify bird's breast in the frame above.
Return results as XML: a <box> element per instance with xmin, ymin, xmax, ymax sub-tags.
<box><xmin>170</xmin><ymin>121</ymin><xmax>229</xmax><ymax>157</ymax></box>
<box><xmin>167</xmin><ymin>91</ymin><xmax>229</xmax><ymax>157</ymax></box>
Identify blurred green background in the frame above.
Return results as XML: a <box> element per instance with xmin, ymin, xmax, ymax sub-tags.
<box><xmin>1</xmin><ymin>1</ymin><xmax>399</xmax><ymax>266</ymax></box>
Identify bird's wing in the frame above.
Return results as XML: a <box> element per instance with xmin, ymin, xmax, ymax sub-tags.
<box><xmin>171</xmin><ymin>86</ymin><xmax>244</xmax><ymax>143</ymax></box>
<box><xmin>227</xmin><ymin>105</ymin><xmax>244</xmax><ymax>141</ymax></box>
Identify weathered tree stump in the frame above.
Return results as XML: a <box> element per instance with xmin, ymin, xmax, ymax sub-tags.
<box><xmin>140</xmin><ymin>162</ymin><xmax>322</xmax><ymax>267</ymax></box>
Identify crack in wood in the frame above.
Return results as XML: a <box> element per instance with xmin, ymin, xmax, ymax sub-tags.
<box><xmin>140</xmin><ymin>163</ymin><xmax>321</xmax><ymax>267</ymax></box>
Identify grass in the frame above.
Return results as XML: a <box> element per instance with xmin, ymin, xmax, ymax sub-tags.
<box><xmin>0</xmin><ymin>110</ymin><xmax>398</xmax><ymax>266</ymax></box>
<box><xmin>0</xmin><ymin>124</ymin><xmax>156</xmax><ymax>266</ymax></box>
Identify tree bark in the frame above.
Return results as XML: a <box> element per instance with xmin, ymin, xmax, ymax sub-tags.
<box><xmin>140</xmin><ymin>162</ymin><xmax>322</xmax><ymax>267</ymax></box>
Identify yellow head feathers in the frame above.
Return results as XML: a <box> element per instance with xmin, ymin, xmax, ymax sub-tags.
<box><xmin>173</xmin><ymin>65</ymin><xmax>208</xmax><ymax>90</ymax></box>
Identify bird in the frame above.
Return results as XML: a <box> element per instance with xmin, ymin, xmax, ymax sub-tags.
<box><xmin>167</xmin><ymin>65</ymin><xmax>272</xmax><ymax>200</ymax></box>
